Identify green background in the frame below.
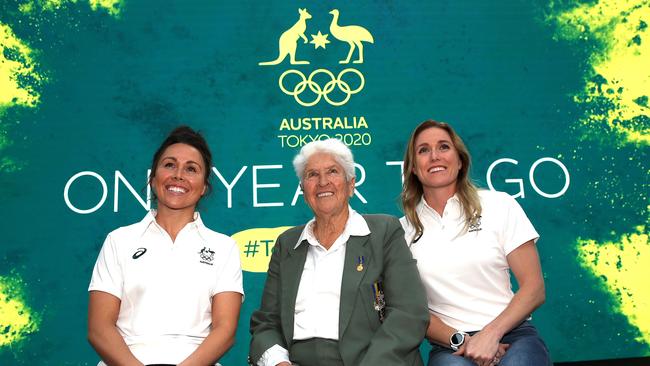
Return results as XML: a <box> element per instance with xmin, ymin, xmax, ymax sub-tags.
<box><xmin>1</xmin><ymin>0</ymin><xmax>648</xmax><ymax>364</ymax></box>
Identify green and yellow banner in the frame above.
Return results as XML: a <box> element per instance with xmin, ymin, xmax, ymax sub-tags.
<box><xmin>1</xmin><ymin>0</ymin><xmax>648</xmax><ymax>364</ymax></box>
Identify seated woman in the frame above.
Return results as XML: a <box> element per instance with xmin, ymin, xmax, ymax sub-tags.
<box><xmin>400</xmin><ymin>120</ymin><xmax>551</xmax><ymax>366</ymax></box>
<box><xmin>249</xmin><ymin>138</ymin><xmax>429</xmax><ymax>366</ymax></box>
<box><xmin>88</xmin><ymin>126</ymin><xmax>243</xmax><ymax>366</ymax></box>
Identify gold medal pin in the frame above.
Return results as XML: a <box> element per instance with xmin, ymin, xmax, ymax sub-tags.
<box><xmin>356</xmin><ymin>256</ymin><xmax>365</xmax><ymax>271</ymax></box>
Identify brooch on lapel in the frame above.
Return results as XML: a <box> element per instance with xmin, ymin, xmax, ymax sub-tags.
<box><xmin>356</xmin><ymin>255</ymin><xmax>365</xmax><ymax>271</ymax></box>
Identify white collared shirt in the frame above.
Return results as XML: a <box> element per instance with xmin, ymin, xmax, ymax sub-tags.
<box><xmin>401</xmin><ymin>190</ymin><xmax>538</xmax><ymax>332</ymax></box>
<box><xmin>89</xmin><ymin>211</ymin><xmax>243</xmax><ymax>365</ymax></box>
<box><xmin>258</xmin><ymin>207</ymin><xmax>370</xmax><ymax>366</ymax></box>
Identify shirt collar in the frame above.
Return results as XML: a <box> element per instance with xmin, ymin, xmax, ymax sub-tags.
<box><xmin>137</xmin><ymin>210</ymin><xmax>208</xmax><ymax>241</ymax></box>
<box><xmin>417</xmin><ymin>194</ymin><xmax>460</xmax><ymax>216</ymax></box>
<box><xmin>294</xmin><ymin>206</ymin><xmax>370</xmax><ymax>249</ymax></box>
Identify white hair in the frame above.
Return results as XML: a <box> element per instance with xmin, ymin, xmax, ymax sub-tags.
<box><xmin>293</xmin><ymin>139</ymin><xmax>356</xmax><ymax>182</ymax></box>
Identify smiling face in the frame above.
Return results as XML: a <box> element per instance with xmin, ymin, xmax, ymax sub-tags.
<box><xmin>151</xmin><ymin>143</ymin><xmax>207</xmax><ymax>214</ymax></box>
<box><xmin>302</xmin><ymin>152</ymin><xmax>355</xmax><ymax>219</ymax></box>
<box><xmin>412</xmin><ymin>127</ymin><xmax>462</xmax><ymax>194</ymax></box>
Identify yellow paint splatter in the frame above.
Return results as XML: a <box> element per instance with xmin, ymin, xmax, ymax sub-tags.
<box><xmin>551</xmin><ymin>0</ymin><xmax>650</xmax><ymax>145</ymax></box>
<box><xmin>17</xmin><ymin>0</ymin><xmax>123</xmax><ymax>16</ymax></box>
<box><xmin>0</xmin><ymin>23</ymin><xmax>43</xmax><ymax>109</ymax></box>
<box><xmin>89</xmin><ymin>0</ymin><xmax>123</xmax><ymax>16</ymax></box>
<box><xmin>0</xmin><ymin>274</ymin><xmax>40</xmax><ymax>347</ymax></box>
<box><xmin>18</xmin><ymin>0</ymin><xmax>73</xmax><ymax>13</ymax></box>
<box><xmin>0</xmin><ymin>22</ymin><xmax>44</xmax><ymax>171</ymax></box>
<box><xmin>550</xmin><ymin>0</ymin><xmax>650</xmax><ymax>350</ymax></box>
<box><xmin>577</xmin><ymin>223</ymin><xmax>650</xmax><ymax>347</ymax></box>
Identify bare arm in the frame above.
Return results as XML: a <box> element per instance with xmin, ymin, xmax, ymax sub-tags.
<box><xmin>425</xmin><ymin>313</ymin><xmax>456</xmax><ymax>347</ymax></box>
<box><xmin>463</xmin><ymin>241</ymin><xmax>545</xmax><ymax>366</ymax></box>
<box><xmin>87</xmin><ymin>291</ymin><xmax>143</xmax><ymax>366</ymax></box>
<box><xmin>179</xmin><ymin>291</ymin><xmax>242</xmax><ymax>366</ymax></box>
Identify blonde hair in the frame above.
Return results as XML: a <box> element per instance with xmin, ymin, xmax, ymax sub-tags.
<box><xmin>401</xmin><ymin>120</ymin><xmax>482</xmax><ymax>242</ymax></box>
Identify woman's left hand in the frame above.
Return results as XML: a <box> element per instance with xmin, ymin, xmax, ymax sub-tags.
<box><xmin>454</xmin><ymin>331</ymin><xmax>508</xmax><ymax>366</ymax></box>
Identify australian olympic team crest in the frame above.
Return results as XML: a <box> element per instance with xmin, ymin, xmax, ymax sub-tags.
<box><xmin>259</xmin><ymin>8</ymin><xmax>374</xmax><ymax>107</ymax></box>
<box><xmin>198</xmin><ymin>246</ymin><xmax>215</xmax><ymax>265</ymax></box>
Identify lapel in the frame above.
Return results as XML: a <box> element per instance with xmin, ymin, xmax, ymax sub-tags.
<box><xmin>339</xmin><ymin>234</ymin><xmax>371</xmax><ymax>337</ymax></box>
<box><xmin>280</xmin><ymin>238</ymin><xmax>308</xmax><ymax>345</ymax></box>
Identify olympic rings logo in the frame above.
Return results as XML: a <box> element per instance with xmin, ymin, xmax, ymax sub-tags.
<box><xmin>278</xmin><ymin>68</ymin><xmax>365</xmax><ymax>107</ymax></box>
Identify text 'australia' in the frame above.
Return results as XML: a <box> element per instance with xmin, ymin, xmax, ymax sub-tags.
<box><xmin>279</xmin><ymin>116</ymin><xmax>368</xmax><ymax>131</ymax></box>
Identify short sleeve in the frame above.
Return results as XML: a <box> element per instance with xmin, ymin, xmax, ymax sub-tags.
<box><xmin>500</xmin><ymin>194</ymin><xmax>539</xmax><ymax>255</ymax></box>
<box><xmin>211</xmin><ymin>239</ymin><xmax>244</xmax><ymax>299</ymax></box>
<box><xmin>88</xmin><ymin>233</ymin><xmax>123</xmax><ymax>299</ymax></box>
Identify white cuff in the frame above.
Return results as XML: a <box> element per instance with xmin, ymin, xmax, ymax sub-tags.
<box><xmin>258</xmin><ymin>344</ymin><xmax>290</xmax><ymax>366</ymax></box>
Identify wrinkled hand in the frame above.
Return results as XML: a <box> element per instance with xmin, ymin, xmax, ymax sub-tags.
<box><xmin>453</xmin><ymin>333</ymin><xmax>509</xmax><ymax>366</ymax></box>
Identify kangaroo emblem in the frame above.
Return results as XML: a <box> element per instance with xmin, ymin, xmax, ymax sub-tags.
<box><xmin>259</xmin><ymin>8</ymin><xmax>312</xmax><ymax>66</ymax></box>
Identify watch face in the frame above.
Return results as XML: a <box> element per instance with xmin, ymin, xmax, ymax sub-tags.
<box><xmin>451</xmin><ymin>332</ymin><xmax>464</xmax><ymax>345</ymax></box>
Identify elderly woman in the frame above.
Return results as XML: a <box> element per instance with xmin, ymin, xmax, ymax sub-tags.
<box><xmin>250</xmin><ymin>138</ymin><xmax>429</xmax><ymax>366</ymax></box>
<box><xmin>400</xmin><ymin>120</ymin><xmax>550</xmax><ymax>366</ymax></box>
<box><xmin>88</xmin><ymin>126</ymin><xmax>243</xmax><ymax>365</ymax></box>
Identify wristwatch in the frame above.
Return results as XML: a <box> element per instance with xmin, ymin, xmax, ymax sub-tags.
<box><xmin>450</xmin><ymin>331</ymin><xmax>469</xmax><ymax>351</ymax></box>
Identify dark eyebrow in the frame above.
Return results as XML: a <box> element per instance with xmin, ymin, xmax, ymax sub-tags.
<box><xmin>160</xmin><ymin>157</ymin><xmax>201</xmax><ymax>166</ymax></box>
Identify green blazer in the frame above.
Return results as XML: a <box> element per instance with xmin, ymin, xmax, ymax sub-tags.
<box><xmin>250</xmin><ymin>214</ymin><xmax>429</xmax><ymax>366</ymax></box>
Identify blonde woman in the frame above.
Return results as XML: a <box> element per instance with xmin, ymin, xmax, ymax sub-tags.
<box><xmin>401</xmin><ymin>120</ymin><xmax>550</xmax><ymax>366</ymax></box>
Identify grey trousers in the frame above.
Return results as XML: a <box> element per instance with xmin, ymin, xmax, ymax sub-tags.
<box><xmin>290</xmin><ymin>338</ymin><xmax>345</xmax><ymax>366</ymax></box>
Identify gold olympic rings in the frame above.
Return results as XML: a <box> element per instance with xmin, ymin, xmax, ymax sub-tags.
<box><xmin>278</xmin><ymin>68</ymin><xmax>365</xmax><ymax>107</ymax></box>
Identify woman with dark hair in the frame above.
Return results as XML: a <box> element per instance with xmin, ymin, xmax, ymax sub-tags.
<box><xmin>88</xmin><ymin>126</ymin><xmax>243</xmax><ymax>366</ymax></box>
<box><xmin>400</xmin><ymin>120</ymin><xmax>550</xmax><ymax>366</ymax></box>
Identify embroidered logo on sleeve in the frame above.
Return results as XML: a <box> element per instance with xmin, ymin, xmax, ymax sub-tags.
<box><xmin>198</xmin><ymin>247</ymin><xmax>215</xmax><ymax>265</ymax></box>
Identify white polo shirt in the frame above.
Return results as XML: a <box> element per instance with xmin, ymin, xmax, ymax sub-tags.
<box><xmin>400</xmin><ymin>190</ymin><xmax>538</xmax><ymax>332</ymax></box>
<box><xmin>89</xmin><ymin>211</ymin><xmax>243</xmax><ymax>365</ymax></box>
